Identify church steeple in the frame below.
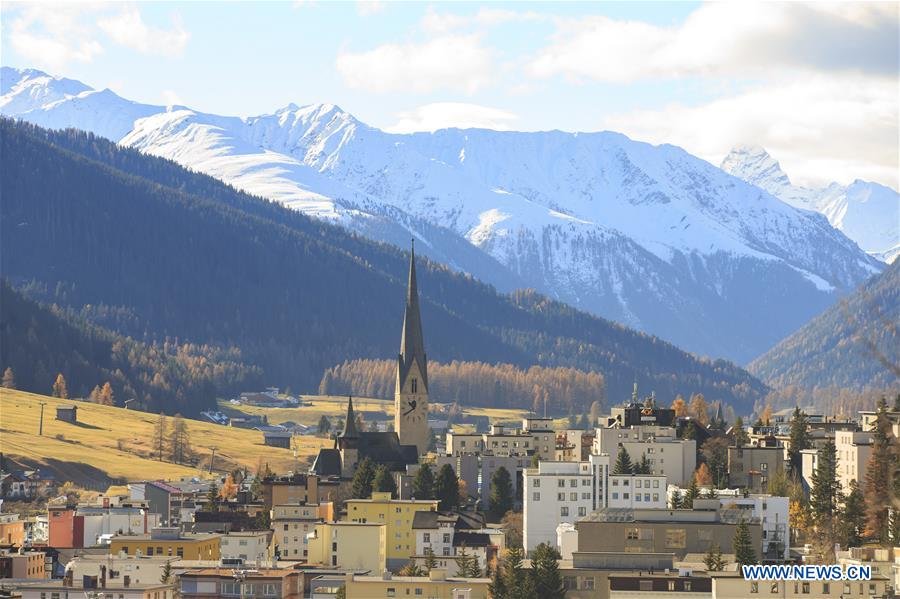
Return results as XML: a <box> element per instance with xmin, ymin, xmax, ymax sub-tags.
<box><xmin>399</xmin><ymin>239</ymin><xmax>427</xmax><ymax>391</ymax></box>
<box><xmin>341</xmin><ymin>395</ymin><xmax>359</xmax><ymax>438</ymax></box>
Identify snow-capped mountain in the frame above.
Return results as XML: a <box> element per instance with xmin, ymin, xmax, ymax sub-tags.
<box><xmin>721</xmin><ymin>145</ymin><xmax>899</xmax><ymax>263</ymax></box>
<box><xmin>1</xmin><ymin>67</ymin><xmax>884</xmax><ymax>364</ymax></box>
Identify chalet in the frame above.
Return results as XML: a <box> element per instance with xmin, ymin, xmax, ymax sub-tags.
<box><xmin>56</xmin><ymin>405</ymin><xmax>77</xmax><ymax>423</ymax></box>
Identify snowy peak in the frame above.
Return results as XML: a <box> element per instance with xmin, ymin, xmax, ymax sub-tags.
<box><xmin>0</xmin><ymin>66</ymin><xmax>92</xmax><ymax>114</ymax></box>
<box><xmin>722</xmin><ymin>144</ymin><xmax>899</xmax><ymax>261</ymax></box>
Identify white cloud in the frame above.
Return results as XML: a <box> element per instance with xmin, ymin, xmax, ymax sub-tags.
<box><xmin>530</xmin><ymin>3</ymin><xmax>898</xmax><ymax>82</ymax></box>
<box><xmin>602</xmin><ymin>75</ymin><xmax>899</xmax><ymax>190</ymax></box>
<box><xmin>420</xmin><ymin>7</ymin><xmax>543</xmax><ymax>34</ymax></box>
<box><xmin>7</xmin><ymin>3</ymin><xmax>104</xmax><ymax>70</ymax></box>
<box><xmin>386</xmin><ymin>102</ymin><xmax>519</xmax><ymax>133</ymax></box>
<box><xmin>97</xmin><ymin>7</ymin><xmax>190</xmax><ymax>58</ymax></box>
<box><xmin>357</xmin><ymin>1</ymin><xmax>385</xmax><ymax>17</ymax></box>
<box><xmin>336</xmin><ymin>34</ymin><xmax>493</xmax><ymax>94</ymax></box>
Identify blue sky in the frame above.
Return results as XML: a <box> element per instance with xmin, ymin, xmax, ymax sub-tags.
<box><xmin>2</xmin><ymin>1</ymin><xmax>897</xmax><ymax>188</ymax></box>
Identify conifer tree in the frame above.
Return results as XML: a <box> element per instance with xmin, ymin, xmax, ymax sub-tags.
<box><xmin>787</xmin><ymin>407</ymin><xmax>810</xmax><ymax>473</ymax></box>
<box><xmin>488</xmin><ymin>555</ymin><xmax>508</xmax><ymax>599</ymax></box>
<box><xmin>153</xmin><ymin>412</ymin><xmax>167</xmax><ymax>461</ymax></box>
<box><xmin>160</xmin><ymin>561</ymin><xmax>172</xmax><ymax>583</ymax></box>
<box><xmin>500</xmin><ymin>547</ymin><xmax>534</xmax><ymax>599</ymax></box>
<box><xmin>531</xmin><ymin>542</ymin><xmax>564</xmax><ymax>599</ymax></box>
<box><xmin>810</xmin><ymin>439</ymin><xmax>841</xmax><ymax>547</ymax></box>
<box><xmin>613</xmin><ymin>446</ymin><xmax>633</xmax><ymax>475</ymax></box>
<box><xmin>51</xmin><ymin>373</ymin><xmax>68</xmax><ymax>398</ymax></box>
<box><xmin>456</xmin><ymin>543</ymin><xmax>481</xmax><ymax>578</ymax></box>
<box><xmin>684</xmin><ymin>477</ymin><xmax>700</xmax><ymax>508</ymax></box>
<box><xmin>732</xmin><ymin>519</ymin><xmax>757</xmax><ymax>568</ymax></box>
<box><xmin>412</xmin><ymin>463</ymin><xmax>435</xmax><ymax>500</ymax></box>
<box><xmin>864</xmin><ymin>397</ymin><xmax>894</xmax><ymax>545</ymax></box>
<box><xmin>435</xmin><ymin>464</ymin><xmax>459</xmax><ymax>511</ymax></box>
<box><xmin>317</xmin><ymin>415</ymin><xmax>331</xmax><ymax>437</ymax></box>
<box><xmin>669</xmin><ymin>488</ymin><xmax>683</xmax><ymax>509</ymax></box>
<box><xmin>634</xmin><ymin>454</ymin><xmax>651</xmax><ymax>474</ymax></box>
<box><xmin>372</xmin><ymin>465</ymin><xmax>397</xmax><ymax>498</ymax></box>
<box><xmin>350</xmin><ymin>458</ymin><xmax>376</xmax><ymax>499</ymax></box>
<box><xmin>733</xmin><ymin>416</ymin><xmax>749</xmax><ymax>447</ymax></box>
<box><xmin>703</xmin><ymin>543</ymin><xmax>726</xmax><ymax>571</ymax></box>
<box><xmin>423</xmin><ymin>547</ymin><xmax>438</xmax><ymax>573</ymax></box>
<box><xmin>1</xmin><ymin>367</ymin><xmax>15</xmax><ymax>389</ymax></box>
<box><xmin>840</xmin><ymin>480</ymin><xmax>865</xmax><ymax>548</ymax></box>
<box><xmin>489</xmin><ymin>467</ymin><xmax>514</xmax><ymax>519</ymax></box>
<box><xmin>206</xmin><ymin>481</ymin><xmax>221</xmax><ymax>511</ymax></box>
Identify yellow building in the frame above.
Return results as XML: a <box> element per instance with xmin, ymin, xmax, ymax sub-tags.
<box><xmin>344</xmin><ymin>569</ymin><xmax>489</xmax><ymax>599</ymax></box>
<box><xmin>343</xmin><ymin>492</ymin><xmax>439</xmax><ymax>565</ymax></box>
<box><xmin>109</xmin><ymin>528</ymin><xmax>220</xmax><ymax>560</ymax></box>
<box><xmin>306</xmin><ymin>522</ymin><xmax>386</xmax><ymax>573</ymax></box>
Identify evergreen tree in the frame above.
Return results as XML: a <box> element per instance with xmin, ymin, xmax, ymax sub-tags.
<box><xmin>531</xmin><ymin>542</ymin><xmax>564</xmax><ymax>599</ymax></box>
<box><xmin>613</xmin><ymin>446</ymin><xmax>633</xmax><ymax>475</ymax></box>
<box><xmin>398</xmin><ymin>562</ymin><xmax>425</xmax><ymax>577</ymax></box>
<box><xmin>864</xmin><ymin>396</ymin><xmax>894</xmax><ymax>545</ymax></box>
<box><xmin>733</xmin><ymin>416</ymin><xmax>749</xmax><ymax>447</ymax></box>
<box><xmin>160</xmin><ymin>561</ymin><xmax>172</xmax><ymax>583</ymax></box>
<box><xmin>669</xmin><ymin>488</ymin><xmax>683</xmax><ymax>509</ymax></box>
<box><xmin>703</xmin><ymin>543</ymin><xmax>726</xmax><ymax>571</ymax></box>
<box><xmin>456</xmin><ymin>543</ymin><xmax>481</xmax><ymax>578</ymax></box>
<box><xmin>435</xmin><ymin>464</ymin><xmax>459</xmax><ymax>511</ymax></box>
<box><xmin>840</xmin><ymin>480</ymin><xmax>866</xmax><ymax>548</ymax></box>
<box><xmin>684</xmin><ymin>477</ymin><xmax>700</xmax><ymax>509</ymax></box>
<box><xmin>488</xmin><ymin>555</ymin><xmax>508</xmax><ymax>599</ymax></box>
<box><xmin>153</xmin><ymin>412</ymin><xmax>168</xmax><ymax>461</ymax></box>
<box><xmin>2</xmin><ymin>367</ymin><xmax>15</xmax><ymax>389</ymax></box>
<box><xmin>787</xmin><ymin>407</ymin><xmax>810</xmax><ymax>473</ymax></box>
<box><xmin>578</xmin><ymin>413</ymin><xmax>590</xmax><ymax>430</ymax></box>
<box><xmin>704</xmin><ymin>486</ymin><xmax>719</xmax><ymax>499</ymax></box>
<box><xmin>412</xmin><ymin>463</ymin><xmax>435</xmax><ymax>500</ymax></box>
<box><xmin>51</xmin><ymin>373</ymin><xmax>68</xmax><ymax>398</ymax></box>
<box><xmin>423</xmin><ymin>547</ymin><xmax>438</xmax><ymax>573</ymax></box>
<box><xmin>634</xmin><ymin>454</ymin><xmax>651</xmax><ymax>475</ymax></box>
<box><xmin>489</xmin><ymin>467</ymin><xmax>514</xmax><ymax>519</ymax></box>
<box><xmin>206</xmin><ymin>481</ymin><xmax>221</xmax><ymax>511</ymax></box>
<box><xmin>500</xmin><ymin>547</ymin><xmax>535</xmax><ymax>599</ymax></box>
<box><xmin>350</xmin><ymin>458</ymin><xmax>376</xmax><ymax>499</ymax></box>
<box><xmin>372</xmin><ymin>465</ymin><xmax>397</xmax><ymax>498</ymax></box>
<box><xmin>732</xmin><ymin>519</ymin><xmax>757</xmax><ymax>568</ymax></box>
<box><xmin>810</xmin><ymin>439</ymin><xmax>841</xmax><ymax>548</ymax></box>
<box><xmin>317</xmin><ymin>415</ymin><xmax>331</xmax><ymax>437</ymax></box>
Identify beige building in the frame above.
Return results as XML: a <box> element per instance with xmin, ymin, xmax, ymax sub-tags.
<box><xmin>343</xmin><ymin>569</ymin><xmax>490</xmax><ymax>599</ymax></box>
<box><xmin>0</xmin><ymin>549</ymin><xmax>46</xmax><ymax>578</ymax></box>
<box><xmin>594</xmin><ymin>425</ymin><xmax>696</xmax><ymax>486</ymax></box>
<box><xmin>343</xmin><ymin>492</ymin><xmax>438</xmax><ymax>566</ymax></box>
<box><xmin>271</xmin><ymin>503</ymin><xmax>332</xmax><ymax>561</ymax></box>
<box><xmin>65</xmin><ymin>554</ymin><xmax>178</xmax><ymax>587</ymax></box>
<box><xmin>575</xmin><ymin>507</ymin><xmax>762</xmax><ymax>561</ymax></box>
<box><xmin>220</xmin><ymin>530</ymin><xmax>271</xmax><ymax>564</ymax></box>
<box><xmin>17</xmin><ymin>582</ymin><xmax>174</xmax><ymax>599</ymax></box>
<box><xmin>835</xmin><ymin>430</ymin><xmax>873</xmax><ymax>494</ymax></box>
<box><xmin>306</xmin><ymin>521</ymin><xmax>386</xmax><ymax>573</ymax></box>
<box><xmin>711</xmin><ymin>573</ymin><xmax>888</xmax><ymax>598</ymax></box>
<box><xmin>727</xmin><ymin>445</ymin><xmax>785</xmax><ymax>493</ymax></box>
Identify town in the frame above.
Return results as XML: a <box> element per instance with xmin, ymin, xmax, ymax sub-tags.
<box><xmin>0</xmin><ymin>249</ymin><xmax>898</xmax><ymax>599</ymax></box>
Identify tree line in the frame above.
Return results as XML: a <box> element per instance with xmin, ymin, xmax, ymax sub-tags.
<box><xmin>320</xmin><ymin>359</ymin><xmax>606</xmax><ymax>413</ymax></box>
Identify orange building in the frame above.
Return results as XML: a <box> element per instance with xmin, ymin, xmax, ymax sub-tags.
<box><xmin>0</xmin><ymin>514</ymin><xmax>25</xmax><ymax>547</ymax></box>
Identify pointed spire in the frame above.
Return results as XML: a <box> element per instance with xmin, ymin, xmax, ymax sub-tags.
<box><xmin>341</xmin><ymin>396</ymin><xmax>359</xmax><ymax>438</ymax></box>
<box><xmin>399</xmin><ymin>239</ymin><xmax>428</xmax><ymax>390</ymax></box>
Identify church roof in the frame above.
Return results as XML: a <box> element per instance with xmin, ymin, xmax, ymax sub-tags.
<box><xmin>310</xmin><ymin>448</ymin><xmax>342</xmax><ymax>477</ymax></box>
<box><xmin>399</xmin><ymin>240</ymin><xmax>428</xmax><ymax>390</ymax></box>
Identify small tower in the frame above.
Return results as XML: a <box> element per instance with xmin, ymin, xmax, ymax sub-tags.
<box><xmin>395</xmin><ymin>240</ymin><xmax>430</xmax><ymax>455</ymax></box>
<box><xmin>338</xmin><ymin>396</ymin><xmax>360</xmax><ymax>478</ymax></box>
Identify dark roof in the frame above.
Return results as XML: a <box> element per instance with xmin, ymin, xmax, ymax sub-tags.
<box><xmin>412</xmin><ymin>510</ymin><xmax>485</xmax><ymax>530</ymax></box>
<box><xmin>357</xmin><ymin>432</ymin><xmax>418</xmax><ymax>469</ymax></box>
<box><xmin>398</xmin><ymin>241</ymin><xmax>428</xmax><ymax>391</ymax></box>
<box><xmin>310</xmin><ymin>449</ymin><xmax>342</xmax><ymax>477</ymax></box>
<box><xmin>453</xmin><ymin>532</ymin><xmax>492</xmax><ymax>548</ymax></box>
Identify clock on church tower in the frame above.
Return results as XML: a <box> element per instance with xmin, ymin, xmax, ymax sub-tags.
<box><xmin>395</xmin><ymin>240</ymin><xmax>430</xmax><ymax>455</ymax></box>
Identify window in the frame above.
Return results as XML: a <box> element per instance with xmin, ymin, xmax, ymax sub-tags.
<box><xmin>684</xmin><ymin>582</ymin><xmax>691</xmax><ymax>591</ymax></box>
<box><xmin>558</xmin><ymin>479</ymin><xmax>565</xmax><ymax>487</ymax></box>
<box><xmin>653</xmin><ymin>480</ymin><xmax>659</xmax><ymax>488</ymax></box>
<box><xmin>533</xmin><ymin>492</ymin><xmax>541</xmax><ymax>501</ymax></box>
<box><xmin>761</xmin><ymin>462</ymin><xmax>768</xmax><ymax>471</ymax></box>
<box><xmin>558</xmin><ymin>493</ymin><xmax>565</xmax><ymax>501</ymax></box>
<box><xmin>636</xmin><ymin>480</ymin><xmax>642</xmax><ymax>488</ymax></box>
<box><xmin>443</xmin><ymin>547</ymin><xmax>450</xmax><ymax>556</ymax></box>
<box><xmin>644</xmin><ymin>494</ymin><xmax>650</xmax><ymax>502</ymax></box>
<box><xmin>668</xmin><ymin>581</ymin><xmax>675</xmax><ymax>591</ymax></box>
<box><xmin>822</xmin><ymin>583</ymin><xmax>830</xmax><ymax>593</ymax></box>
<box><xmin>563</xmin><ymin>577</ymin><xmax>577</xmax><ymax>591</ymax></box>
<box><xmin>387</xmin><ymin>588</ymin><xmax>396</xmax><ymax>597</ymax></box>
<box><xmin>652</xmin><ymin>493</ymin><xmax>659</xmax><ymax>502</ymax></box>
<box><xmin>582</xmin><ymin>578</ymin><xmax>594</xmax><ymax>590</ymax></box>
<box><xmin>570</xmin><ymin>479</ymin><xmax>577</xmax><ymax>488</ymax></box>
<box><xmin>578</xmin><ymin>507</ymin><xmax>586</xmax><ymax>517</ymax></box>
<box><xmin>560</xmin><ymin>507</ymin><xmax>569</xmax><ymax>517</ymax></box>
<box><xmin>665</xmin><ymin>529</ymin><xmax>686</xmax><ymax>548</ymax></box>
<box><xmin>623</xmin><ymin>493</ymin><xmax>630</xmax><ymax>499</ymax></box>
<box><xmin>612</xmin><ymin>492</ymin><xmax>619</xmax><ymax>500</ymax></box>
<box><xmin>627</xmin><ymin>528</ymin><xmax>639</xmax><ymax>540</ymax></box>
<box><xmin>411</xmin><ymin>378</ymin><xmax>417</xmax><ymax>393</ymax></box>
<box><xmin>533</xmin><ymin>479</ymin><xmax>540</xmax><ymax>488</ymax></box>
<box><xmin>423</xmin><ymin>533</ymin><xmax>430</xmax><ymax>542</ymax></box>
<box><xmin>570</xmin><ymin>492</ymin><xmax>577</xmax><ymax>501</ymax></box>
<box><xmin>415</xmin><ymin>589</ymin><xmax>423</xmax><ymax>596</ymax></box>
<box><xmin>443</xmin><ymin>534</ymin><xmax>451</xmax><ymax>543</ymax></box>
<box><xmin>635</xmin><ymin>494</ymin><xmax>642</xmax><ymax>502</ymax></box>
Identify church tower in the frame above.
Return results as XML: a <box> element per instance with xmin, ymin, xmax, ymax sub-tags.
<box><xmin>395</xmin><ymin>240</ymin><xmax>430</xmax><ymax>455</ymax></box>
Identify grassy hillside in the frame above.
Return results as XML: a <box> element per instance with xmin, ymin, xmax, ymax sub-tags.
<box><xmin>0</xmin><ymin>389</ymin><xmax>329</xmax><ymax>487</ymax></box>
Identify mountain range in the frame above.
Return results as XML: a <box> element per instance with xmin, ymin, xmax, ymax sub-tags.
<box><xmin>0</xmin><ymin>119</ymin><xmax>767</xmax><ymax>415</ymax></box>
<box><xmin>721</xmin><ymin>145</ymin><xmax>899</xmax><ymax>264</ymax></box>
<box><xmin>0</xmin><ymin>67</ymin><xmax>889</xmax><ymax>365</ymax></box>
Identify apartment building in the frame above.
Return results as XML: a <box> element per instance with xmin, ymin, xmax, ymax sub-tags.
<box><xmin>260</xmin><ymin>473</ymin><xmax>320</xmax><ymax>509</ymax></box>
<box><xmin>271</xmin><ymin>503</ymin><xmax>332</xmax><ymax>561</ymax></box>
<box><xmin>594</xmin><ymin>425</ymin><xmax>696</xmax><ymax>486</ymax></box>
<box><xmin>109</xmin><ymin>527</ymin><xmax>221</xmax><ymax>560</ymax></box>
<box><xmin>523</xmin><ymin>460</ymin><xmax>596</xmax><ymax>554</ymax></box>
<box><xmin>0</xmin><ymin>549</ymin><xmax>46</xmax><ymax>578</ymax></box>
<box><xmin>607</xmin><ymin>475</ymin><xmax>667</xmax><ymax>509</ymax></box>
<box><xmin>343</xmin><ymin>570</ymin><xmax>490</xmax><ymax>599</ymax></box>
<box><xmin>411</xmin><ymin>511</ymin><xmax>504</xmax><ymax>575</ymax></box>
<box><xmin>0</xmin><ymin>513</ymin><xmax>25</xmax><ymax>547</ymax></box>
<box><xmin>66</xmin><ymin>554</ymin><xmax>178</xmax><ymax>587</ymax></box>
<box><xmin>220</xmin><ymin>530</ymin><xmax>271</xmax><ymax>564</ymax></box>
<box><xmin>179</xmin><ymin>568</ymin><xmax>302</xmax><ymax>599</ymax></box>
<box><xmin>727</xmin><ymin>444</ymin><xmax>785</xmax><ymax>493</ymax></box>
<box><xmin>835</xmin><ymin>430</ymin><xmax>874</xmax><ymax>494</ymax></box>
<box><xmin>343</xmin><ymin>492</ymin><xmax>439</xmax><ymax>567</ymax></box>
<box><xmin>712</xmin><ymin>573</ymin><xmax>888</xmax><ymax>598</ymax></box>
<box><xmin>306</xmin><ymin>522</ymin><xmax>386</xmax><ymax>573</ymax></box>
<box><xmin>16</xmin><ymin>581</ymin><xmax>175</xmax><ymax>599</ymax></box>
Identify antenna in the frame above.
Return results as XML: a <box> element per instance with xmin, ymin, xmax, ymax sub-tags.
<box><xmin>209</xmin><ymin>447</ymin><xmax>217</xmax><ymax>474</ymax></box>
<box><xmin>38</xmin><ymin>401</ymin><xmax>47</xmax><ymax>436</ymax></box>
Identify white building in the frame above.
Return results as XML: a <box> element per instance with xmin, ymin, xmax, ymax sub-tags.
<box><xmin>411</xmin><ymin>511</ymin><xmax>504</xmax><ymax>575</ymax></box>
<box><xmin>718</xmin><ymin>494</ymin><xmax>790</xmax><ymax>561</ymax></box>
<box><xmin>220</xmin><ymin>530</ymin><xmax>270</xmax><ymax>564</ymax></box>
<box><xmin>594</xmin><ymin>425</ymin><xmax>697</xmax><ymax>486</ymax></box>
<box><xmin>607</xmin><ymin>475</ymin><xmax>667</xmax><ymax>509</ymax></box>
<box><xmin>77</xmin><ymin>499</ymin><xmax>160</xmax><ymax>547</ymax></box>
<box><xmin>271</xmin><ymin>503</ymin><xmax>328</xmax><ymax>561</ymax></box>
<box><xmin>66</xmin><ymin>553</ymin><xmax>179</xmax><ymax>587</ymax></box>
<box><xmin>556</xmin><ymin>523</ymin><xmax>578</xmax><ymax>561</ymax></box>
<box><xmin>523</xmin><ymin>460</ymin><xmax>597</xmax><ymax>554</ymax></box>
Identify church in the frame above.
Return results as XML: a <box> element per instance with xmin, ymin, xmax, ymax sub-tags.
<box><xmin>310</xmin><ymin>241</ymin><xmax>431</xmax><ymax>479</ymax></box>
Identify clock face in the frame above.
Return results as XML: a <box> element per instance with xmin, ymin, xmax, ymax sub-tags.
<box><xmin>402</xmin><ymin>398</ymin><xmax>419</xmax><ymax>418</ymax></box>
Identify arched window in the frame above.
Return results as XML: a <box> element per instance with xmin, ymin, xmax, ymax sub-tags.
<box><xmin>411</xmin><ymin>378</ymin><xmax>418</xmax><ymax>393</ymax></box>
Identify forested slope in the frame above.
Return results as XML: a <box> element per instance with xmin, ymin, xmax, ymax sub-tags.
<box><xmin>0</xmin><ymin>120</ymin><xmax>767</xmax><ymax>414</ymax></box>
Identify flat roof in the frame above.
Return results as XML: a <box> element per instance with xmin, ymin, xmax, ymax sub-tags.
<box><xmin>182</xmin><ymin>568</ymin><xmax>299</xmax><ymax>578</ymax></box>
